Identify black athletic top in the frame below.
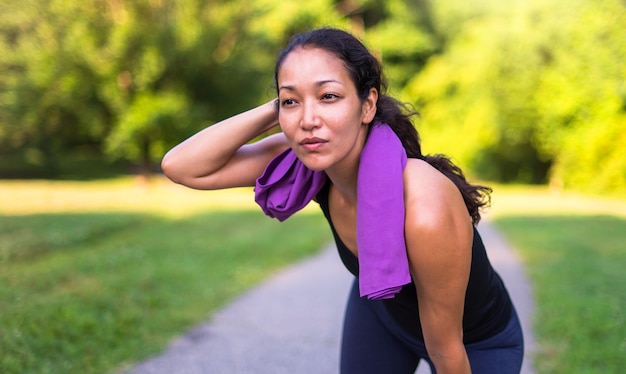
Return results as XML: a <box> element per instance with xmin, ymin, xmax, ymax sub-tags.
<box><xmin>316</xmin><ymin>182</ymin><xmax>513</xmax><ymax>344</ymax></box>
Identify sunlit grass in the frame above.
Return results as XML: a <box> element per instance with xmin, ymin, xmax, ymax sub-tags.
<box><xmin>488</xmin><ymin>184</ymin><xmax>626</xmax><ymax>373</ymax></box>
<box><xmin>0</xmin><ymin>177</ymin><xmax>329</xmax><ymax>374</ymax></box>
<box><xmin>3</xmin><ymin>179</ymin><xmax>626</xmax><ymax>373</ymax></box>
<box><xmin>0</xmin><ymin>176</ymin><xmax>264</xmax><ymax>217</ymax></box>
<box><xmin>488</xmin><ymin>183</ymin><xmax>626</xmax><ymax>219</ymax></box>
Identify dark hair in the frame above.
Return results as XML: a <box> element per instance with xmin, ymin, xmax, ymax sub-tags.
<box><xmin>274</xmin><ymin>28</ymin><xmax>491</xmax><ymax>224</ymax></box>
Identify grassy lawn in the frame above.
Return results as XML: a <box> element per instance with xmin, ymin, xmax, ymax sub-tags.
<box><xmin>489</xmin><ymin>185</ymin><xmax>626</xmax><ymax>374</ymax></box>
<box><xmin>3</xmin><ymin>179</ymin><xmax>625</xmax><ymax>373</ymax></box>
<box><xmin>0</xmin><ymin>177</ymin><xmax>331</xmax><ymax>374</ymax></box>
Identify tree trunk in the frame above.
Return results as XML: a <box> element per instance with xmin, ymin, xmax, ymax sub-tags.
<box><xmin>137</xmin><ymin>136</ymin><xmax>152</xmax><ymax>185</ymax></box>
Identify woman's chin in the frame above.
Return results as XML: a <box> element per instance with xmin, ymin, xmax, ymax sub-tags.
<box><xmin>297</xmin><ymin>156</ymin><xmax>329</xmax><ymax>172</ymax></box>
<box><xmin>302</xmin><ymin>162</ymin><xmax>327</xmax><ymax>172</ymax></box>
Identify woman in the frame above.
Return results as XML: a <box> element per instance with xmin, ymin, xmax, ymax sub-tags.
<box><xmin>162</xmin><ymin>28</ymin><xmax>524</xmax><ymax>373</ymax></box>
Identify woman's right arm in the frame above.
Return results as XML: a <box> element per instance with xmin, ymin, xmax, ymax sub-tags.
<box><xmin>161</xmin><ymin>100</ymin><xmax>289</xmax><ymax>190</ymax></box>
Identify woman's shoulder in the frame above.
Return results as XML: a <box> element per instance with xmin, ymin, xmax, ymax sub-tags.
<box><xmin>403</xmin><ymin>158</ymin><xmax>458</xmax><ymax>199</ymax></box>
<box><xmin>403</xmin><ymin>158</ymin><xmax>470</xmax><ymax>229</ymax></box>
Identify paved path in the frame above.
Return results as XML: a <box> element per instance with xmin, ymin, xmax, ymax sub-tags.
<box><xmin>127</xmin><ymin>221</ymin><xmax>535</xmax><ymax>374</ymax></box>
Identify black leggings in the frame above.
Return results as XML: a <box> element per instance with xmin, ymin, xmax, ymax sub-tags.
<box><xmin>340</xmin><ymin>280</ymin><xmax>524</xmax><ymax>373</ymax></box>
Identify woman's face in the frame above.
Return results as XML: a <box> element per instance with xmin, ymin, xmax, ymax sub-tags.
<box><xmin>276</xmin><ymin>47</ymin><xmax>377</xmax><ymax>173</ymax></box>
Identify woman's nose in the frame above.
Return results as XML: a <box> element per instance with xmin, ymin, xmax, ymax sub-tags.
<box><xmin>301</xmin><ymin>102</ymin><xmax>321</xmax><ymax>130</ymax></box>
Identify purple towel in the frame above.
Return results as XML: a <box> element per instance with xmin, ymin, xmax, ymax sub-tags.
<box><xmin>255</xmin><ymin>122</ymin><xmax>411</xmax><ymax>299</ymax></box>
<box><xmin>255</xmin><ymin>149</ymin><xmax>327</xmax><ymax>222</ymax></box>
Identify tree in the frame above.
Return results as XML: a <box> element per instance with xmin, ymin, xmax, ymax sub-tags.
<box><xmin>361</xmin><ymin>0</ymin><xmax>442</xmax><ymax>88</ymax></box>
<box><xmin>0</xmin><ymin>0</ymin><xmax>445</xmax><ymax>180</ymax></box>
<box><xmin>0</xmin><ymin>0</ymin><xmax>343</xmax><ymax>178</ymax></box>
<box><xmin>402</xmin><ymin>0</ymin><xmax>626</xmax><ymax>194</ymax></box>
<box><xmin>531</xmin><ymin>0</ymin><xmax>626</xmax><ymax>193</ymax></box>
<box><xmin>0</xmin><ymin>0</ymin><xmax>110</xmax><ymax>175</ymax></box>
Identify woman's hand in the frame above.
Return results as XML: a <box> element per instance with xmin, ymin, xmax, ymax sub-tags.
<box><xmin>403</xmin><ymin>159</ymin><xmax>473</xmax><ymax>374</ymax></box>
<box><xmin>161</xmin><ymin>100</ymin><xmax>289</xmax><ymax>190</ymax></box>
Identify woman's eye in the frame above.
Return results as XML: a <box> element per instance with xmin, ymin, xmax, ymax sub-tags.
<box><xmin>281</xmin><ymin>98</ymin><xmax>296</xmax><ymax>106</ymax></box>
<box><xmin>322</xmin><ymin>93</ymin><xmax>338</xmax><ymax>100</ymax></box>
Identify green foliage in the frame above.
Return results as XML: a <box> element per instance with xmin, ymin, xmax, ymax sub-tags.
<box><xmin>0</xmin><ymin>0</ymin><xmax>446</xmax><ymax>178</ymax></box>
<box><xmin>404</xmin><ymin>0</ymin><xmax>626</xmax><ymax>193</ymax></box>
<box><xmin>0</xmin><ymin>0</ymin><xmax>315</xmax><ymax>175</ymax></box>
<box><xmin>0</xmin><ymin>1</ymin><xmax>107</xmax><ymax>172</ymax></box>
<box><xmin>494</xmin><ymin>215</ymin><xmax>626</xmax><ymax>373</ymax></box>
<box><xmin>530</xmin><ymin>0</ymin><xmax>626</xmax><ymax>193</ymax></box>
<box><xmin>362</xmin><ymin>0</ymin><xmax>441</xmax><ymax>88</ymax></box>
<box><xmin>1</xmin><ymin>0</ymin><xmax>624</xmax><ymax>194</ymax></box>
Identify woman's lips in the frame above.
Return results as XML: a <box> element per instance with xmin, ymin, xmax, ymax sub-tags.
<box><xmin>300</xmin><ymin>137</ymin><xmax>327</xmax><ymax>151</ymax></box>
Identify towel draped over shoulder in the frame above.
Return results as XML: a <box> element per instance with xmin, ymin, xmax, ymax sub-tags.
<box><xmin>254</xmin><ymin>122</ymin><xmax>411</xmax><ymax>299</ymax></box>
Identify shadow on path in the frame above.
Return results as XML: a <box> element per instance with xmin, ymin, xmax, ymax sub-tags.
<box><xmin>127</xmin><ymin>221</ymin><xmax>535</xmax><ymax>374</ymax></box>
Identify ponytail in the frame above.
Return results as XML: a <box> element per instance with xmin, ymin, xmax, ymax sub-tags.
<box><xmin>375</xmin><ymin>94</ymin><xmax>491</xmax><ymax>225</ymax></box>
<box><xmin>422</xmin><ymin>154</ymin><xmax>492</xmax><ymax>225</ymax></box>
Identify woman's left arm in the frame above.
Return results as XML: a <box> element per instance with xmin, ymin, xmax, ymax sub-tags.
<box><xmin>403</xmin><ymin>159</ymin><xmax>474</xmax><ymax>374</ymax></box>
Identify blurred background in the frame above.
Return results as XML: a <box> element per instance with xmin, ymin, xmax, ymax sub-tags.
<box><xmin>1</xmin><ymin>1</ymin><xmax>625</xmax><ymax>373</ymax></box>
<box><xmin>1</xmin><ymin>0</ymin><xmax>624</xmax><ymax>194</ymax></box>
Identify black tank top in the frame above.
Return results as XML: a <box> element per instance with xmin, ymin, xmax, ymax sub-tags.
<box><xmin>316</xmin><ymin>182</ymin><xmax>513</xmax><ymax>343</ymax></box>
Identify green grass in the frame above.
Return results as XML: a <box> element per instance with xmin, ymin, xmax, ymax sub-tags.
<box><xmin>489</xmin><ymin>185</ymin><xmax>626</xmax><ymax>374</ymax></box>
<box><xmin>4</xmin><ymin>179</ymin><xmax>626</xmax><ymax>373</ymax></box>
<box><xmin>0</xmin><ymin>178</ymin><xmax>331</xmax><ymax>374</ymax></box>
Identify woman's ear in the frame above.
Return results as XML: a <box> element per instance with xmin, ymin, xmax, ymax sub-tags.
<box><xmin>362</xmin><ymin>88</ymin><xmax>379</xmax><ymax>124</ymax></box>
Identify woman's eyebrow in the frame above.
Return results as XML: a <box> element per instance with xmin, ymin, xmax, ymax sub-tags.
<box><xmin>278</xmin><ymin>85</ymin><xmax>296</xmax><ymax>92</ymax></box>
<box><xmin>316</xmin><ymin>79</ymin><xmax>342</xmax><ymax>87</ymax></box>
<box><xmin>279</xmin><ymin>79</ymin><xmax>343</xmax><ymax>92</ymax></box>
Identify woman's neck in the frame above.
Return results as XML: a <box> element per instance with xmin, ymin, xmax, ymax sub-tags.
<box><xmin>326</xmin><ymin>171</ymin><xmax>357</xmax><ymax>205</ymax></box>
<box><xmin>325</xmin><ymin>150</ymin><xmax>361</xmax><ymax>205</ymax></box>
<box><xmin>325</xmin><ymin>122</ymin><xmax>370</xmax><ymax>206</ymax></box>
